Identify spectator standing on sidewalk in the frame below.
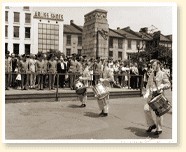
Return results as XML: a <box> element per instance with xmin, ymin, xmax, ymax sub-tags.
<box><xmin>35</xmin><ymin>54</ymin><xmax>45</xmax><ymax>90</ymax></box>
<box><xmin>11</xmin><ymin>53</ymin><xmax>17</xmax><ymax>88</ymax></box>
<box><xmin>43</xmin><ymin>54</ymin><xmax>48</xmax><ymax>88</ymax></box>
<box><xmin>19</xmin><ymin>54</ymin><xmax>29</xmax><ymax>90</ymax></box>
<box><xmin>28</xmin><ymin>54</ymin><xmax>36</xmax><ymax>89</ymax></box>
<box><xmin>5</xmin><ymin>51</ymin><xmax>11</xmax><ymax>90</ymax></box>
<box><xmin>48</xmin><ymin>54</ymin><xmax>56</xmax><ymax>90</ymax></box>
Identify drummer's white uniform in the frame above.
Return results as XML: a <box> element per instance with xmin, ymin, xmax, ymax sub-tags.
<box><xmin>144</xmin><ymin>70</ymin><xmax>171</xmax><ymax>131</ymax></box>
<box><xmin>97</xmin><ymin>66</ymin><xmax>114</xmax><ymax>113</ymax></box>
<box><xmin>79</xmin><ymin>66</ymin><xmax>91</xmax><ymax>104</ymax></box>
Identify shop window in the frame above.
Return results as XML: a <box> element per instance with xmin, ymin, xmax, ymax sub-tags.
<box><xmin>25</xmin><ymin>27</ymin><xmax>30</xmax><ymax>38</ymax></box>
<box><xmin>118</xmin><ymin>52</ymin><xmax>122</xmax><ymax>60</ymax></box>
<box><xmin>13</xmin><ymin>44</ymin><xmax>19</xmax><ymax>55</ymax></box>
<box><xmin>67</xmin><ymin>35</ymin><xmax>71</xmax><ymax>45</ymax></box>
<box><xmin>14</xmin><ymin>26</ymin><xmax>19</xmax><ymax>38</ymax></box>
<box><xmin>5</xmin><ymin>25</ymin><xmax>8</xmax><ymax>37</ymax></box>
<box><xmin>25</xmin><ymin>44</ymin><xmax>30</xmax><ymax>55</ymax></box>
<box><xmin>78</xmin><ymin>49</ymin><xmax>82</xmax><ymax>55</ymax></box>
<box><xmin>14</xmin><ymin>12</ymin><xmax>20</xmax><ymax>23</ymax></box>
<box><xmin>38</xmin><ymin>23</ymin><xmax>59</xmax><ymax>53</ymax></box>
<box><xmin>66</xmin><ymin>49</ymin><xmax>71</xmax><ymax>56</ymax></box>
<box><xmin>109</xmin><ymin>37</ymin><xmax>113</xmax><ymax>48</ymax></box>
<box><xmin>25</xmin><ymin>13</ymin><xmax>31</xmax><ymax>23</ymax></box>
<box><xmin>128</xmin><ymin>39</ymin><xmax>131</xmax><ymax>49</ymax></box>
<box><xmin>109</xmin><ymin>51</ymin><xmax>113</xmax><ymax>57</ymax></box>
<box><xmin>78</xmin><ymin>36</ymin><xmax>82</xmax><ymax>46</ymax></box>
<box><xmin>5</xmin><ymin>43</ymin><xmax>8</xmax><ymax>54</ymax></box>
<box><xmin>5</xmin><ymin>11</ymin><xmax>8</xmax><ymax>22</ymax></box>
<box><xmin>118</xmin><ymin>38</ymin><xmax>123</xmax><ymax>49</ymax></box>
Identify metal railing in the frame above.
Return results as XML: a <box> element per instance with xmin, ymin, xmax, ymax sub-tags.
<box><xmin>5</xmin><ymin>72</ymin><xmax>144</xmax><ymax>100</ymax></box>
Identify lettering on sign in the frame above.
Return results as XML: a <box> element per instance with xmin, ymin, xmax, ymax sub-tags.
<box><xmin>34</xmin><ymin>11</ymin><xmax>64</xmax><ymax>21</ymax></box>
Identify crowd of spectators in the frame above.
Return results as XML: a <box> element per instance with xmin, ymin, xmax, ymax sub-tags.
<box><xmin>5</xmin><ymin>51</ymin><xmax>172</xmax><ymax>91</ymax></box>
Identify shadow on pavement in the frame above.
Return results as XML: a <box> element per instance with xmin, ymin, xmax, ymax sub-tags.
<box><xmin>124</xmin><ymin>127</ymin><xmax>159</xmax><ymax>138</ymax></box>
<box><xmin>67</xmin><ymin>104</ymin><xmax>82</xmax><ymax>108</ymax></box>
<box><xmin>84</xmin><ymin>112</ymin><xmax>100</xmax><ymax>118</ymax></box>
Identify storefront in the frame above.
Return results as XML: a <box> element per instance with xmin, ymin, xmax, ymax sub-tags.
<box><xmin>5</xmin><ymin>7</ymin><xmax>64</xmax><ymax>55</ymax></box>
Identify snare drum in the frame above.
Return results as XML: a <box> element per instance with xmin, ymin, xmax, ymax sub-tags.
<box><xmin>148</xmin><ymin>94</ymin><xmax>172</xmax><ymax>117</ymax></box>
<box><xmin>92</xmin><ymin>83</ymin><xmax>109</xmax><ymax>99</ymax></box>
<box><xmin>74</xmin><ymin>80</ymin><xmax>86</xmax><ymax>95</ymax></box>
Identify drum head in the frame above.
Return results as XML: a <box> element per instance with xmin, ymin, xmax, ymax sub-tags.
<box><xmin>76</xmin><ymin>87</ymin><xmax>87</xmax><ymax>95</ymax></box>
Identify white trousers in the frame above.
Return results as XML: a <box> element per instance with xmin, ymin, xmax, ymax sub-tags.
<box><xmin>144</xmin><ymin>103</ymin><xmax>163</xmax><ymax>131</ymax></box>
<box><xmin>79</xmin><ymin>89</ymin><xmax>87</xmax><ymax>104</ymax></box>
<box><xmin>97</xmin><ymin>95</ymin><xmax>109</xmax><ymax>113</ymax></box>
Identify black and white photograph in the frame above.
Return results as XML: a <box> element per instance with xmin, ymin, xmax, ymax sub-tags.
<box><xmin>2</xmin><ymin>2</ymin><xmax>177</xmax><ymax>144</ymax></box>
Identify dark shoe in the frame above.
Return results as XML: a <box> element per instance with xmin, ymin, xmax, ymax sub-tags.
<box><xmin>79</xmin><ymin>104</ymin><xmax>86</xmax><ymax>107</ymax></box>
<box><xmin>99</xmin><ymin>110</ymin><xmax>104</xmax><ymax>116</ymax></box>
<box><xmin>5</xmin><ymin>88</ymin><xmax>9</xmax><ymax>90</ymax></box>
<box><xmin>154</xmin><ymin>131</ymin><xmax>162</xmax><ymax>135</ymax></box>
<box><xmin>146</xmin><ymin>124</ymin><xmax>156</xmax><ymax>132</ymax></box>
<box><xmin>101</xmin><ymin>113</ymin><xmax>108</xmax><ymax>117</ymax></box>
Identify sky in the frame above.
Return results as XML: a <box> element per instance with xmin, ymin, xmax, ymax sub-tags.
<box><xmin>32</xmin><ymin>5</ymin><xmax>173</xmax><ymax>35</ymax></box>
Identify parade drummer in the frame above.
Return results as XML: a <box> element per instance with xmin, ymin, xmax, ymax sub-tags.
<box><xmin>97</xmin><ymin>60</ymin><xmax>114</xmax><ymax>117</ymax></box>
<box><xmin>78</xmin><ymin>62</ymin><xmax>91</xmax><ymax>107</ymax></box>
<box><xmin>143</xmin><ymin>59</ymin><xmax>171</xmax><ymax>135</ymax></box>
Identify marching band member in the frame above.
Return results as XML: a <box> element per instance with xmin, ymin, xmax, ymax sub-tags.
<box><xmin>78</xmin><ymin>62</ymin><xmax>91</xmax><ymax>107</ymax></box>
<box><xmin>144</xmin><ymin>59</ymin><xmax>171</xmax><ymax>135</ymax></box>
<box><xmin>97</xmin><ymin>60</ymin><xmax>114</xmax><ymax>117</ymax></box>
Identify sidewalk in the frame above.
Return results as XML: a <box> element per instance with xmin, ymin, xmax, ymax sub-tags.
<box><xmin>5</xmin><ymin>87</ymin><xmax>142</xmax><ymax>102</ymax></box>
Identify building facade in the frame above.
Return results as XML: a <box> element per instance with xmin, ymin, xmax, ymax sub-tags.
<box><xmin>5</xmin><ymin>6</ymin><xmax>64</xmax><ymax>55</ymax></box>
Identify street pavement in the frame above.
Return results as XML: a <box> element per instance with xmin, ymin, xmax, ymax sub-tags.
<box><xmin>5</xmin><ymin>89</ymin><xmax>172</xmax><ymax>140</ymax></box>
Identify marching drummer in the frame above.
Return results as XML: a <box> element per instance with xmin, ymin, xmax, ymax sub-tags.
<box><xmin>78</xmin><ymin>62</ymin><xmax>91</xmax><ymax>107</ymax></box>
<box><xmin>143</xmin><ymin>59</ymin><xmax>171</xmax><ymax>135</ymax></box>
<box><xmin>96</xmin><ymin>60</ymin><xmax>114</xmax><ymax>117</ymax></box>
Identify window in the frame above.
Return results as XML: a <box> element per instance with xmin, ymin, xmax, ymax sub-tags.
<box><xmin>118</xmin><ymin>52</ymin><xmax>122</xmax><ymax>60</ymax></box>
<box><xmin>5</xmin><ymin>43</ymin><xmax>8</xmax><ymax>54</ymax></box>
<box><xmin>13</xmin><ymin>44</ymin><xmax>19</xmax><ymax>55</ymax></box>
<box><xmin>23</xmin><ymin>6</ymin><xmax>29</xmax><ymax>10</ymax></box>
<box><xmin>14</xmin><ymin>26</ymin><xmax>19</xmax><ymax>38</ymax></box>
<box><xmin>66</xmin><ymin>49</ymin><xmax>71</xmax><ymax>56</ymax></box>
<box><xmin>136</xmin><ymin>40</ymin><xmax>140</xmax><ymax>49</ymax></box>
<box><xmin>78</xmin><ymin>49</ymin><xmax>81</xmax><ymax>55</ymax></box>
<box><xmin>25</xmin><ymin>44</ymin><xmax>30</xmax><ymax>55</ymax></box>
<box><xmin>38</xmin><ymin>23</ymin><xmax>59</xmax><ymax>53</ymax></box>
<box><xmin>25</xmin><ymin>27</ymin><xmax>30</xmax><ymax>38</ymax></box>
<box><xmin>14</xmin><ymin>12</ymin><xmax>20</xmax><ymax>22</ymax></box>
<box><xmin>5</xmin><ymin>11</ymin><xmax>8</xmax><ymax>22</ymax></box>
<box><xmin>109</xmin><ymin>37</ymin><xmax>113</xmax><ymax>48</ymax></box>
<box><xmin>128</xmin><ymin>39</ymin><xmax>131</xmax><ymax>49</ymax></box>
<box><xmin>118</xmin><ymin>38</ymin><xmax>123</xmax><ymax>49</ymax></box>
<box><xmin>67</xmin><ymin>35</ymin><xmax>71</xmax><ymax>45</ymax></box>
<box><xmin>25</xmin><ymin>13</ymin><xmax>31</xmax><ymax>23</ymax></box>
<box><xmin>109</xmin><ymin>51</ymin><xmax>113</xmax><ymax>57</ymax></box>
<box><xmin>5</xmin><ymin>25</ymin><xmax>8</xmax><ymax>37</ymax></box>
<box><xmin>78</xmin><ymin>36</ymin><xmax>82</xmax><ymax>46</ymax></box>
<box><xmin>127</xmin><ymin>53</ymin><xmax>131</xmax><ymax>60</ymax></box>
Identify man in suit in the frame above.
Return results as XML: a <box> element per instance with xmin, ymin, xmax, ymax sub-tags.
<box><xmin>57</xmin><ymin>56</ymin><xmax>66</xmax><ymax>88</ymax></box>
<box><xmin>5</xmin><ymin>51</ymin><xmax>11</xmax><ymax>90</ymax></box>
<box><xmin>11</xmin><ymin>53</ymin><xmax>17</xmax><ymax>88</ymax></box>
<box><xmin>144</xmin><ymin>59</ymin><xmax>171</xmax><ymax>135</ymax></box>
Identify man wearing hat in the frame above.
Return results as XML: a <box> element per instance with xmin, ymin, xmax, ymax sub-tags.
<box><xmin>143</xmin><ymin>59</ymin><xmax>171</xmax><ymax>135</ymax></box>
<box><xmin>5</xmin><ymin>51</ymin><xmax>11</xmax><ymax>90</ymax></box>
